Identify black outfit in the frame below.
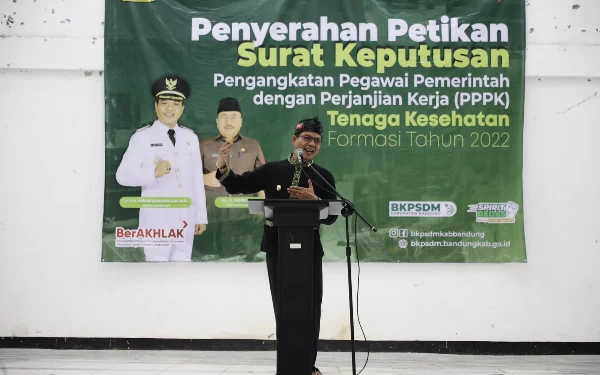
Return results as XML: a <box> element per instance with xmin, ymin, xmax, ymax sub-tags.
<box><xmin>217</xmin><ymin>154</ymin><xmax>337</xmax><ymax>369</ymax></box>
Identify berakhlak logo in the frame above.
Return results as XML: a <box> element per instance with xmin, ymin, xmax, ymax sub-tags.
<box><xmin>389</xmin><ymin>201</ymin><xmax>457</xmax><ymax>217</ymax></box>
<box><xmin>467</xmin><ymin>201</ymin><xmax>519</xmax><ymax>224</ymax></box>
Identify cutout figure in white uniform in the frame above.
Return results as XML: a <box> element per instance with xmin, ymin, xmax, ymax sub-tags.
<box><xmin>116</xmin><ymin>75</ymin><xmax>208</xmax><ymax>261</ymax></box>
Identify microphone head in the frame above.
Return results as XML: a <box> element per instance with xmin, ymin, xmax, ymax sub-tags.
<box><xmin>296</xmin><ymin>148</ymin><xmax>303</xmax><ymax>159</ymax></box>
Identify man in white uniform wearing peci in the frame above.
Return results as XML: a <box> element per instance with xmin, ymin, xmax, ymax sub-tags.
<box><xmin>116</xmin><ymin>75</ymin><xmax>208</xmax><ymax>261</ymax></box>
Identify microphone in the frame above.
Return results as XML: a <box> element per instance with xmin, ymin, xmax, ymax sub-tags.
<box><xmin>295</xmin><ymin>148</ymin><xmax>303</xmax><ymax>163</ymax></box>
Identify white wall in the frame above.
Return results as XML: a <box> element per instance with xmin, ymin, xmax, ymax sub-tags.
<box><xmin>0</xmin><ymin>0</ymin><xmax>599</xmax><ymax>342</ymax></box>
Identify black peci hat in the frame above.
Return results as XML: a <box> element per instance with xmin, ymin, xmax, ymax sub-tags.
<box><xmin>217</xmin><ymin>97</ymin><xmax>242</xmax><ymax>115</ymax></box>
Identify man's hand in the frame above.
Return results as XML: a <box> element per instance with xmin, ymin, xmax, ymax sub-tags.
<box><xmin>194</xmin><ymin>224</ymin><xmax>206</xmax><ymax>235</ymax></box>
<box><xmin>287</xmin><ymin>179</ymin><xmax>318</xmax><ymax>200</ymax></box>
<box><xmin>154</xmin><ymin>160</ymin><xmax>172</xmax><ymax>177</ymax></box>
<box><xmin>204</xmin><ymin>171</ymin><xmax>222</xmax><ymax>187</ymax></box>
<box><xmin>216</xmin><ymin>142</ymin><xmax>234</xmax><ymax>170</ymax></box>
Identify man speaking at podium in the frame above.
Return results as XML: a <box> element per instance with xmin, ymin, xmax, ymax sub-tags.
<box><xmin>215</xmin><ymin>116</ymin><xmax>336</xmax><ymax>375</ymax></box>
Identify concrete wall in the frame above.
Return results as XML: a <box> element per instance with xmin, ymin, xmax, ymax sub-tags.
<box><xmin>0</xmin><ymin>0</ymin><xmax>599</xmax><ymax>342</ymax></box>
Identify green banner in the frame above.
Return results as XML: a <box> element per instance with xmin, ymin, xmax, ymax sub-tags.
<box><xmin>103</xmin><ymin>0</ymin><xmax>526</xmax><ymax>263</ymax></box>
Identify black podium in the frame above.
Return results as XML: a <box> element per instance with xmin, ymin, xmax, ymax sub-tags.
<box><xmin>248</xmin><ymin>199</ymin><xmax>342</xmax><ymax>375</ymax></box>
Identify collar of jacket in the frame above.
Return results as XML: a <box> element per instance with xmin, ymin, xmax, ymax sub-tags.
<box><xmin>287</xmin><ymin>153</ymin><xmax>313</xmax><ymax>168</ymax></box>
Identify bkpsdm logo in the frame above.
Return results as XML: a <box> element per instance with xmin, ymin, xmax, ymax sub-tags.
<box><xmin>389</xmin><ymin>201</ymin><xmax>456</xmax><ymax>217</ymax></box>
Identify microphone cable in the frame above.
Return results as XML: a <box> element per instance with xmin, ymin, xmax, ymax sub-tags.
<box><xmin>296</xmin><ymin>159</ymin><xmax>371</xmax><ymax>374</ymax></box>
<box><xmin>355</xmin><ymin>214</ymin><xmax>370</xmax><ymax>374</ymax></box>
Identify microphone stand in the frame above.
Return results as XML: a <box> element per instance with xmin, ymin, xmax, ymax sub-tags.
<box><xmin>301</xmin><ymin>161</ymin><xmax>377</xmax><ymax>375</ymax></box>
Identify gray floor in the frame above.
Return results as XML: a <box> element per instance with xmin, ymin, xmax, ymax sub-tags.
<box><xmin>0</xmin><ymin>349</ymin><xmax>599</xmax><ymax>375</ymax></box>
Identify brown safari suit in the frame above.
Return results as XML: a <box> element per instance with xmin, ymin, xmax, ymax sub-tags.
<box><xmin>201</xmin><ymin>134</ymin><xmax>265</xmax><ymax>199</ymax></box>
<box><xmin>197</xmin><ymin>134</ymin><xmax>265</xmax><ymax>259</ymax></box>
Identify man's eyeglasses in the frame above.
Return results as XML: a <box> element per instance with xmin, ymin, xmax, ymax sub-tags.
<box><xmin>299</xmin><ymin>135</ymin><xmax>321</xmax><ymax>145</ymax></box>
<box><xmin>218</xmin><ymin>115</ymin><xmax>241</xmax><ymax>121</ymax></box>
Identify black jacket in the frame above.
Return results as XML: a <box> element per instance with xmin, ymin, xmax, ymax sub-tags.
<box><xmin>217</xmin><ymin>158</ymin><xmax>338</xmax><ymax>254</ymax></box>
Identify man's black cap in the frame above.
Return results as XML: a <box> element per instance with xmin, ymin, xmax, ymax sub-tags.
<box><xmin>152</xmin><ymin>75</ymin><xmax>191</xmax><ymax>101</ymax></box>
<box><xmin>294</xmin><ymin>116</ymin><xmax>323</xmax><ymax>136</ymax></box>
<box><xmin>217</xmin><ymin>97</ymin><xmax>242</xmax><ymax>115</ymax></box>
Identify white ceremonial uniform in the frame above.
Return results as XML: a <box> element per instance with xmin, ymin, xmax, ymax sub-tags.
<box><xmin>116</xmin><ymin>120</ymin><xmax>208</xmax><ymax>261</ymax></box>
